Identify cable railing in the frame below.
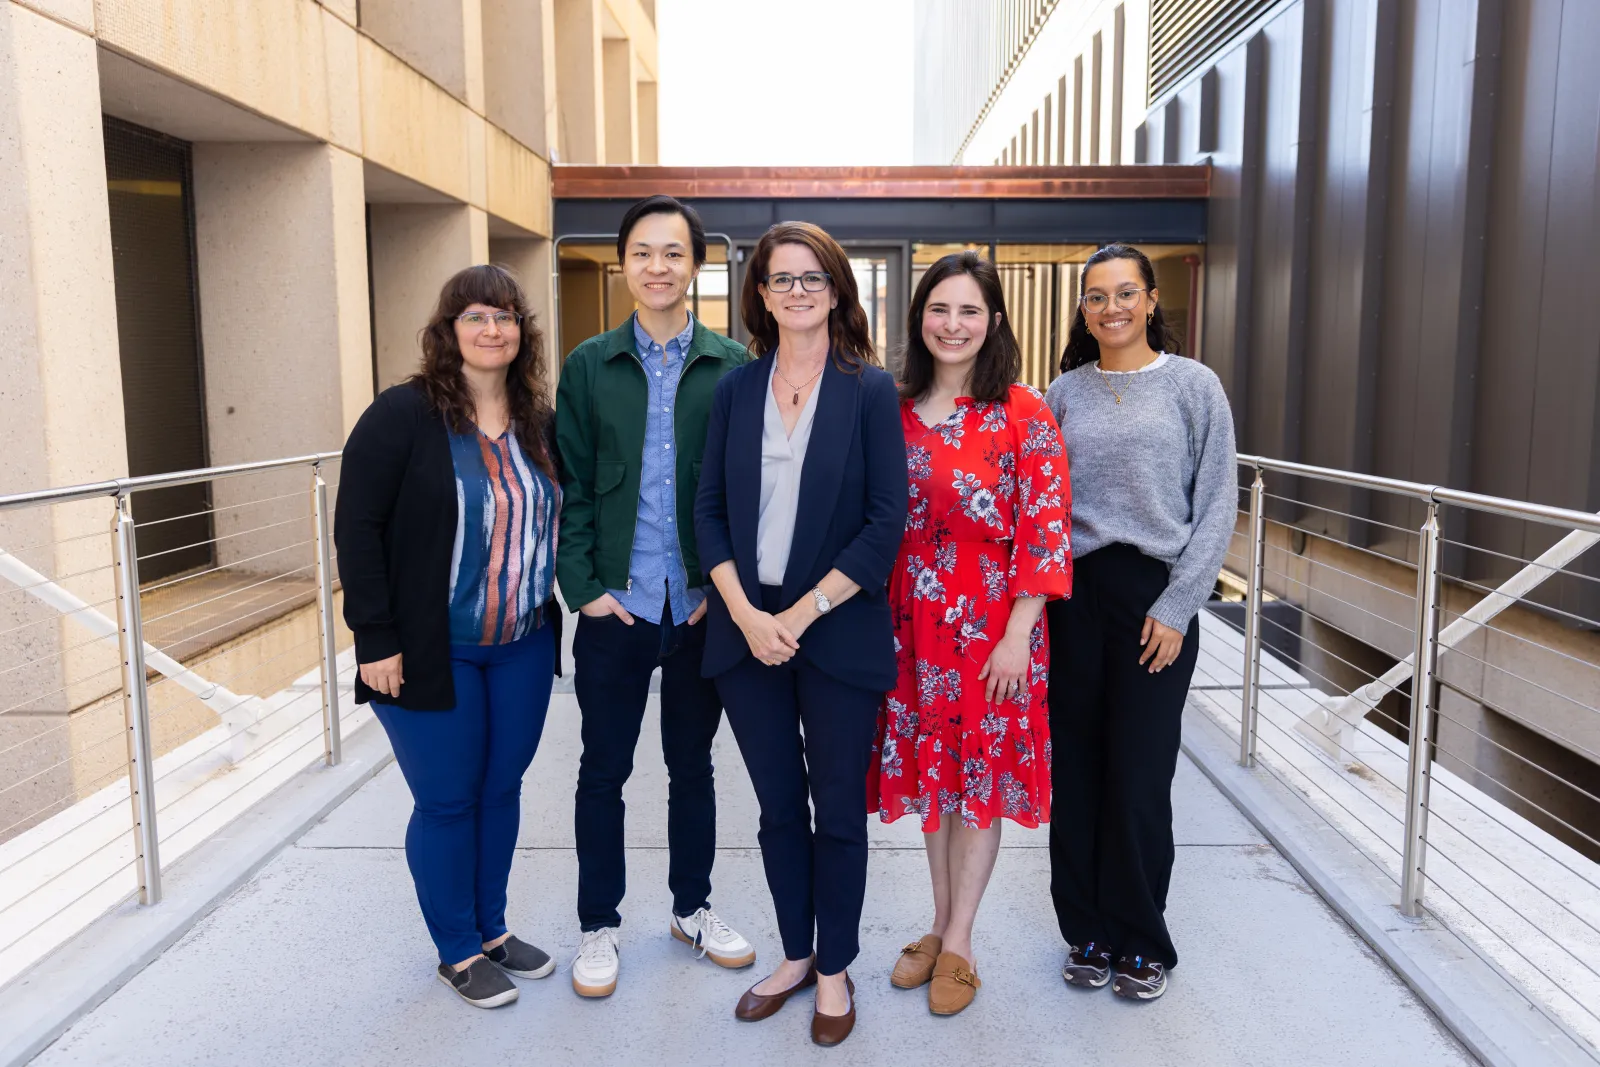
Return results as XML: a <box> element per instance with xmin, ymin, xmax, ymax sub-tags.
<box><xmin>0</xmin><ymin>453</ymin><xmax>359</xmax><ymax>989</ymax></box>
<box><xmin>1198</xmin><ymin>454</ymin><xmax>1600</xmax><ymax>1056</ymax></box>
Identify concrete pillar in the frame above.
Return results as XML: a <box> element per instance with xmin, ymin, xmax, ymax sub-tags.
<box><xmin>489</xmin><ymin>237</ymin><xmax>556</xmax><ymax>381</ymax></box>
<box><xmin>0</xmin><ymin>3</ymin><xmax>127</xmax><ymax>836</ymax></box>
<box><xmin>191</xmin><ymin>142</ymin><xmax>373</xmax><ymax>570</ymax></box>
<box><xmin>603</xmin><ymin>38</ymin><xmax>638</xmax><ymax>165</ymax></box>
<box><xmin>637</xmin><ymin>80</ymin><xmax>659</xmax><ymax>164</ymax></box>
<box><xmin>369</xmin><ymin>203</ymin><xmax>488</xmax><ymax>390</ymax></box>
<box><xmin>359</xmin><ymin>0</ymin><xmax>483</xmax><ymax>110</ymax></box>
<box><xmin>484</xmin><ymin>0</ymin><xmax>558</xmax><ymax>158</ymax></box>
<box><xmin>555</xmin><ymin>0</ymin><xmax>605</xmax><ymax>163</ymax></box>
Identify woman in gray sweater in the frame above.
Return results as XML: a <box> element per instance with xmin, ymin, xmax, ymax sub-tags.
<box><xmin>1043</xmin><ymin>244</ymin><xmax>1236</xmax><ymax>1003</ymax></box>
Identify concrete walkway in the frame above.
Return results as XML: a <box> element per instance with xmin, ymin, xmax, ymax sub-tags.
<box><xmin>32</xmin><ymin>689</ymin><xmax>1475</xmax><ymax>1067</ymax></box>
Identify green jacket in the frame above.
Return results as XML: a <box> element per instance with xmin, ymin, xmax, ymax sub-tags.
<box><xmin>554</xmin><ymin>317</ymin><xmax>749</xmax><ymax>611</ymax></box>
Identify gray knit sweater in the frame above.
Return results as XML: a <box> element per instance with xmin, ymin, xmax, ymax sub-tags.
<box><xmin>1044</xmin><ymin>354</ymin><xmax>1238</xmax><ymax>634</ymax></box>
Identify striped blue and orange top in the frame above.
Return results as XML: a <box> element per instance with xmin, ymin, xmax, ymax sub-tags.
<box><xmin>447</xmin><ymin>426</ymin><xmax>559</xmax><ymax>646</ymax></box>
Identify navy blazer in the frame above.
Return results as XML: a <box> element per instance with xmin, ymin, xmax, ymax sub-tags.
<box><xmin>695</xmin><ymin>353</ymin><xmax>909</xmax><ymax>691</ymax></box>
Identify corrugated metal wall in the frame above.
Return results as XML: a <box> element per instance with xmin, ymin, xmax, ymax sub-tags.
<box><xmin>1144</xmin><ymin>0</ymin><xmax>1600</xmax><ymax>616</ymax></box>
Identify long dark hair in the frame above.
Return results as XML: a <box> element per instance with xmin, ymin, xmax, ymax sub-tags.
<box><xmin>1059</xmin><ymin>243</ymin><xmax>1179</xmax><ymax>372</ymax></box>
<box><xmin>899</xmin><ymin>251</ymin><xmax>1021</xmax><ymax>403</ymax></box>
<box><xmin>411</xmin><ymin>264</ymin><xmax>555</xmax><ymax>475</ymax></box>
<box><xmin>740</xmin><ymin>222</ymin><xmax>877</xmax><ymax>371</ymax></box>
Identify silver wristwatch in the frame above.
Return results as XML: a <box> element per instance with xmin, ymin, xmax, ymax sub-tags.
<box><xmin>811</xmin><ymin>586</ymin><xmax>833</xmax><ymax>614</ymax></box>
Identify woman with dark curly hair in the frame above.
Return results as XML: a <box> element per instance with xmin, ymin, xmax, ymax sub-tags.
<box><xmin>335</xmin><ymin>264</ymin><xmax>563</xmax><ymax>1009</ymax></box>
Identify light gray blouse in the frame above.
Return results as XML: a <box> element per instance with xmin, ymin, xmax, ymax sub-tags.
<box><xmin>756</xmin><ymin>359</ymin><xmax>822</xmax><ymax>586</ymax></box>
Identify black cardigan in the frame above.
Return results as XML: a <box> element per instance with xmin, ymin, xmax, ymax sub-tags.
<box><xmin>334</xmin><ymin>382</ymin><xmax>563</xmax><ymax>710</ymax></box>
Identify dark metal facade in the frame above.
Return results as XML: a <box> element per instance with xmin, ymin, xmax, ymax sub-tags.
<box><xmin>1143</xmin><ymin>0</ymin><xmax>1600</xmax><ymax>614</ymax></box>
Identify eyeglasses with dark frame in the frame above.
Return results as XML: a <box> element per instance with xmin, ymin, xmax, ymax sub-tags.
<box><xmin>1079</xmin><ymin>287</ymin><xmax>1149</xmax><ymax>314</ymax></box>
<box><xmin>456</xmin><ymin>311</ymin><xmax>523</xmax><ymax>329</ymax></box>
<box><xmin>763</xmin><ymin>271</ymin><xmax>832</xmax><ymax>293</ymax></box>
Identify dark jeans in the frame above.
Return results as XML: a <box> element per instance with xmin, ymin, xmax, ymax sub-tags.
<box><xmin>714</xmin><ymin>584</ymin><xmax>880</xmax><ymax>976</ymax></box>
<box><xmin>573</xmin><ymin>602</ymin><xmax>722</xmax><ymax>931</ymax></box>
<box><xmin>1047</xmin><ymin>543</ymin><xmax>1201</xmax><ymax>968</ymax></box>
<box><xmin>374</xmin><ymin>624</ymin><xmax>555</xmax><ymax>964</ymax></box>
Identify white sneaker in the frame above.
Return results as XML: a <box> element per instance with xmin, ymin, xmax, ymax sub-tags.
<box><xmin>670</xmin><ymin>906</ymin><xmax>756</xmax><ymax>969</ymax></box>
<box><xmin>572</xmin><ymin>927</ymin><xmax>620</xmax><ymax>997</ymax></box>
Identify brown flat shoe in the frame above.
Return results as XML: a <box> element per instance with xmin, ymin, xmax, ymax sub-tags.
<box><xmin>734</xmin><ymin>965</ymin><xmax>817</xmax><ymax>1021</ymax></box>
<box><xmin>811</xmin><ymin>974</ymin><xmax>856</xmax><ymax>1047</ymax></box>
<box><xmin>928</xmin><ymin>951</ymin><xmax>980</xmax><ymax>1015</ymax></box>
<box><xmin>890</xmin><ymin>933</ymin><xmax>943</xmax><ymax>989</ymax></box>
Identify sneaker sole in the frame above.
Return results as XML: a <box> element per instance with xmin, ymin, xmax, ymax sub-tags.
<box><xmin>1063</xmin><ymin>968</ymin><xmax>1112</xmax><ymax>989</ymax></box>
<box><xmin>572</xmin><ymin>975</ymin><xmax>617</xmax><ymax>998</ymax></box>
<box><xmin>437</xmin><ymin>972</ymin><xmax>519</xmax><ymax>1008</ymax></box>
<box><xmin>671</xmin><ymin>923</ymin><xmax>756</xmax><ymax>968</ymax></box>
<box><xmin>1112</xmin><ymin>977</ymin><xmax>1167</xmax><ymax>1001</ymax></box>
<box><xmin>491</xmin><ymin>956</ymin><xmax>557</xmax><ymax>980</ymax></box>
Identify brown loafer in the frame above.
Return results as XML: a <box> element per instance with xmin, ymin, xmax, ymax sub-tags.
<box><xmin>890</xmin><ymin>933</ymin><xmax>943</xmax><ymax>989</ymax></box>
<box><xmin>928</xmin><ymin>951</ymin><xmax>980</xmax><ymax>1015</ymax></box>
<box><xmin>811</xmin><ymin>974</ymin><xmax>856</xmax><ymax>1047</ymax></box>
<box><xmin>734</xmin><ymin>965</ymin><xmax>817</xmax><ymax>1021</ymax></box>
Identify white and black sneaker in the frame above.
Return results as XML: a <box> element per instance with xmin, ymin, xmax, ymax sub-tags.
<box><xmin>438</xmin><ymin>957</ymin><xmax>519</xmax><ymax>1008</ymax></box>
<box><xmin>485</xmin><ymin>935</ymin><xmax>556</xmax><ymax>979</ymax></box>
<box><xmin>1062</xmin><ymin>942</ymin><xmax>1113</xmax><ymax>988</ymax></box>
<box><xmin>1111</xmin><ymin>955</ymin><xmax>1168</xmax><ymax>1001</ymax></box>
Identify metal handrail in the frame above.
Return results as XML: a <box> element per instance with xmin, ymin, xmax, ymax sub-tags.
<box><xmin>1238</xmin><ymin>453</ymin><xmax>1600</xmax><ymax>535</ymax></box>
<box><xmin>0</xmin><ymin>452</ymin><xmax>348</xmax><ymax>918</ymax></box>
<box><xmin>0</xmin><ymin>452</ymin><xmax>343</xmax><ymax>514</ymax></box>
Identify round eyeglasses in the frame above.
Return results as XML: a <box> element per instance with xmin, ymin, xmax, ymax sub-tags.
<box><xmin>763</xmin><ymin>271</ymin><xmax>832</xmax><ymax>293</ymax></box>
<box><xmin>1080</xmin><ymin>287</ymin><xmax>1148</xmax><ymax>314</ymax></box>
<box><xmin>456</xmin><ymin>311</ymin><xmax>522</xmax><ymax>329</ymax></box>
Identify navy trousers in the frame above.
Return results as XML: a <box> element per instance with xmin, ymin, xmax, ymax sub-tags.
<box><xmin>715</xmin><ymin>586</ymin><xmax>881</xmax><ymax>975</ymax></box>
<box><xmin>572</xmin><ymin>602</ymin><xmax>723</xmax><ymax>930</ymax></box>
<box><xmin>374</xmin><ymin>624</ymin><xmax>555</xmax><ymax>965</ymax></box>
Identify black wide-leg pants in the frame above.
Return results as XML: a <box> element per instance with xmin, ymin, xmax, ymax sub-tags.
<box><xmin>1047</xmin><ymin>543</ymin><xmax>1201</xmax><ymax>967</ymax></box>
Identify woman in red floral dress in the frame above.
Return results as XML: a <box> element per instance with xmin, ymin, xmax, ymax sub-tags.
<box><xmin>868</xmin><ymin>252</ymin><xmax>1071</xmax><ymax>1014</ymax></box>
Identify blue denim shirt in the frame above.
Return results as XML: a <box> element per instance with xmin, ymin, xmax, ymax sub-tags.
<box><xmin>607</xmin><ymin>312</ymin><xmax>705</xmax><ymax>626</ymax></box>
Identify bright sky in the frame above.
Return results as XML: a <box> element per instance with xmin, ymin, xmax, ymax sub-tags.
<box><xmin>656</xmin><ymin>0</ymin><xmax>915</xmax><ymax>166</ymax></box>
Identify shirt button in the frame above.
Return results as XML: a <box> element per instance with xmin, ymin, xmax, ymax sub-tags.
<box><xmin>665</xmin><ymin>479</ymin><xmax>671</xmax><ymax>485</ymax></box>
<box><xmin>664</xmin><ymin>443</ymin><xmax>671</xmax><ymax>449</ymax></box>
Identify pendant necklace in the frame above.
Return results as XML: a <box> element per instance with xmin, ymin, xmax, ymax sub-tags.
<box><xmin>774</xmin><ymin>356</ymin><xmax>824</xmax><ymax>406</ymax></box>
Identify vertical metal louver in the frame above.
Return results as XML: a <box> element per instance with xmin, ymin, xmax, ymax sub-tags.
<box><xmin>1149</xmin><ymin>0</ymin><xmax>1277</xmax><ymax>101</ymax></box>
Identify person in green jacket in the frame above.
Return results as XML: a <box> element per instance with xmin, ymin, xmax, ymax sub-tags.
<box><xmin>555</xmin><ymin>195</ymin><xmax>752</xmax><ymax>998</ymax></box>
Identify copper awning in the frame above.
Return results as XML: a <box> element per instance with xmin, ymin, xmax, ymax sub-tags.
<box><xmin>552</xmin><ymin>165</ymin><xmax>1210</xmax><ymax>200</ymax></box>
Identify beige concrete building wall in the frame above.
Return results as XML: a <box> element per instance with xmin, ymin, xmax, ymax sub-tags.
<box><xmin>602</xmin><ymin>38</ymin><xmax>639</xmax><ymax>166</ymax></box>
<box><xmin>190</xmin><ymin>142</ymin><xmax>372</xmax><ymax>570</ymax></box>
<box><xmin>555</xmin><ymin>0</ymin><xmax>605</xmax><ymax>163</ymax></box>
<box><xmin>637</xmin><ymin>79</ymin><xmax>659</xmax><ymax>164</ymax></box>
<box><xmin>370</xmin><ymin>204</ymin><xmax>489</xmax><ymax>390</ymax></box>
<box><xmin>488</xmin><ymin>237</ymin><xmax>557</xmax><ymax>380</ymax></box>
<box><xmin>483</xmin><ymin>0</ymin><xmax>558</xmax><ymax>156</ymax></box>
<box><xmin>0</xmin><ymin>0</ymin><xmax>128</xmax><ymax>840</ymax></box>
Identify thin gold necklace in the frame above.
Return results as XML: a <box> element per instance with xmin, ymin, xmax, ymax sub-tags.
<box><xmin>1096</xmin><ymin>363</ymin><xmax>1133</xmax><ymax>405</ymax></box>
<box><xmin>775</xmin><ymin>355</ymin><xmax>824</xmax><ymax>406</ymax></box>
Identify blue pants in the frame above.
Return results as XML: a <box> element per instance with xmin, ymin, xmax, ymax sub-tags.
<box><xmin>374</xmin><ymin>624</ymin><xmax>555</xmax><ymax>964</ymax></box>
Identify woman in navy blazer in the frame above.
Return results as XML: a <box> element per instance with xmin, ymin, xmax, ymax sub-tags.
<box><xmin>695</xmin><ymin>222</ymin><xmax>907</xmax><ymax>1046</ymax></box>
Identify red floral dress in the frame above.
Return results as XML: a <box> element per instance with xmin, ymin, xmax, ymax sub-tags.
<box><xmin>867</xmin><ymin>384</ymin><xmax>1071</xmax><ymax>830</ymax></box>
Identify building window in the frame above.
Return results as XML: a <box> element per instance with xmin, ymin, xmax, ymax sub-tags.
<box><xmin>103</xmin><ymin>117</ymin><xmax>212</xmax><ymax>580</ymax></box>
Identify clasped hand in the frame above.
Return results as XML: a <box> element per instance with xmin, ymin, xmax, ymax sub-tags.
<box><xmin>737</xmin><ymin>604</ymin><xmax>804</xmax><ymax>666</ymax></box>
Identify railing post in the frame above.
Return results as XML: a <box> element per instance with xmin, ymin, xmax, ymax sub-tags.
<box><xmin>112</xmin><ymin>492</ymin><xmax>162</xmax><ymax>904</ymax></box>
<box><xmin>1401</xmin><ymin>500</ymin><xmax>1443</xmax><ymax>917</ymax></box>
<box><xmin>311</xmin><ymin>462</ymin><xmax>341</xmax><ymax>766</ymax></box>
<box><xmin>1239</xmin><ymin>465</ymin><xmax>1266</xmax><ymax>767</ymax></box>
